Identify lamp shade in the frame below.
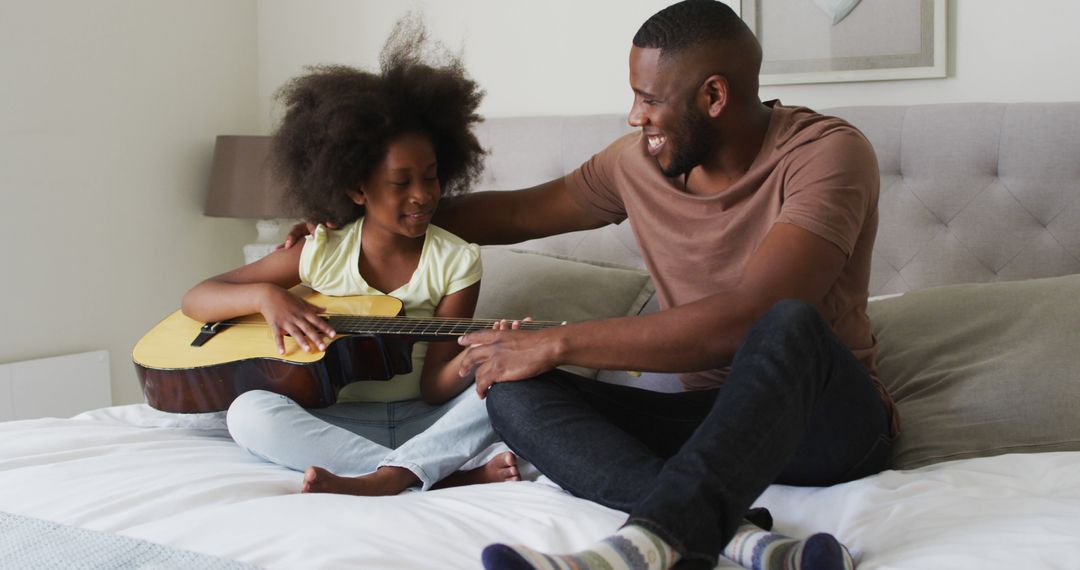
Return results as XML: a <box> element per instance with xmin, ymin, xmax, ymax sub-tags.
<box><xmin>204</xmin><ymin>135</ymin><xmax>294</xmax><ymax>218</ymax></box>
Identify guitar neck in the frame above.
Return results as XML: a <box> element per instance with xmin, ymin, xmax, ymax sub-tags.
<box><xmin>325</xmin><ymin>315</ymin><xmax>562</xmax><ymax>341</ymax></box>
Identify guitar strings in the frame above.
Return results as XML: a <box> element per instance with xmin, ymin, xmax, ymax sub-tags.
<box><xmin>211</xmin><ymin>314</ymin><xmax>564</xmax><ymax>336</ymax></box>
<box><xmin>328</xmin><ymin>315</ymin><xmax>559</xmax><ymax>336</ymax></box>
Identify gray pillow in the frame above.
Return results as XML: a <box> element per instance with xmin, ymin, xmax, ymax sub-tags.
<box><xmin>868</xmin><ymin>273</ymin><xmax>1080</xmax><ymax>470</ymax></box>
<box><xmin>476</xmin><ymin>247</ymin><xmax>655</xmax><ymax>378</ymax></box>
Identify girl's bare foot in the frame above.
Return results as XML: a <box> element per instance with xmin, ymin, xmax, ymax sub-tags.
<box><xmin>302</xmin><ymin>465</ymin><xmax>420</xmax><ymax>496</ymax></box>
<box><xmin>433</xmin><ymin>451</ymin><xmax>521</xmax><ymax>489</ymax></box>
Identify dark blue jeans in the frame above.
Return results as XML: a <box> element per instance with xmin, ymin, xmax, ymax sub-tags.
<box><xmin>485</xmin><ymin>300</ymin><xmax>892</xmax><ymax>568</ymax></box>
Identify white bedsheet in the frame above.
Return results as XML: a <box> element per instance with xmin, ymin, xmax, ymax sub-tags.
<box><xmin>2</xmin><ymin>405</ymin><xmax>1079</xmax><ymax>569</ymax></box>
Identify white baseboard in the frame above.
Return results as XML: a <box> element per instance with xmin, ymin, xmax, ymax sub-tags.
<box><xmin>0</xmin><ymin>350</ymin><xmax>112</xmax><ymax>421</ymax></box>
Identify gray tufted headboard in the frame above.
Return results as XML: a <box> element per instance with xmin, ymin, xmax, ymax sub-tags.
<box><xmin>474</xmin><ymin>102</ymin><xmax>1080</xmax><ymax>295</ymax></box>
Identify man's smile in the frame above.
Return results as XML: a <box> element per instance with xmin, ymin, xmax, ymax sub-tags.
<box><xmin>646</xmin><ymin>133</ymin><xmax>667</xmax><ymax>156</ymax></box>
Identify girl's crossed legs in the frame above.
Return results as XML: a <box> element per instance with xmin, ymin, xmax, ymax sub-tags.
<box><xmin>226</xmin><ymin>388</ymin><xmax>518</xmax><ymax>496</ymax></box>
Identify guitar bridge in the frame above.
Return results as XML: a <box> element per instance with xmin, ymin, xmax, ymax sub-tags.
<box><xmin>190</xmin><ymin>322</ymin><xmax>230</xmax><ymax>347</ymax></box>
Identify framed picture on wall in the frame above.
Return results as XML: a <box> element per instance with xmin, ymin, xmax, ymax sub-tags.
<box><xmin>740</xmin><ymin>0</ymin><xmax>946</xmax><ymax>85</ymax></box>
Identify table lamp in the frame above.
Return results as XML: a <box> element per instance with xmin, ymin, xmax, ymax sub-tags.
<box><xmin>204</xmin><ymin>135</ymin><xmax>295</xmax><ymax>264</ymax></box>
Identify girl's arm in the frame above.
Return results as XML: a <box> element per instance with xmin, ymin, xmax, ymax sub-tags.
<box><xmin>418</xmin><ymin>282</ymin><xmax>481</xmax><ymax>405</ymax></box>
<box><xmin>180</xmin><ymin>244</ymin><xmax>336</xmax><ymax>354</ymax></box>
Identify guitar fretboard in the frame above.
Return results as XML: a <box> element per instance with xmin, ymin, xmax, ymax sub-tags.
<box><xmin>326</xmin><ymin>315</ymin><xmax>562</xmax><ymax>339</ymax></box>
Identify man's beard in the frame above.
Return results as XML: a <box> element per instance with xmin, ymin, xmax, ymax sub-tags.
<box><xmin>659</xmin><ymin>103</ymin><xmax>714</xmax><ymax>178</ymax></box>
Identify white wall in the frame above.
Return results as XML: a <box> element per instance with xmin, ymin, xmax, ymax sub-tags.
<box><xmin>0</xmin><ymin>0</ymin><xmax>260</xmax><ymax>406</ymax></box>
<box><xmin>764</xmin><ymin>1</ymin><xmax>1080</xmax><ymax>109</ymax></box>
<box><xmin>256</xmin><ymin>0</ymin><xmax>1080</xmax><ymax>124</ymax></box>
<box><xmin>256</xmin><ymin>0</ymin><xmax>696</xmax><ymax>130</ymax></box>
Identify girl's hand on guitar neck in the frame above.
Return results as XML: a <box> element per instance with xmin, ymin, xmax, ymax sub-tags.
<box><xmin>256</xmin><ymin>284</ymin><xmax>337</xmax><ymax>355</ymax></box>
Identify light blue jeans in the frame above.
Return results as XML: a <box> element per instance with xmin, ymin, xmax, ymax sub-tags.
<box><xmin>227</xmin><ymin>387</ymin><xmax>497</xmax><ymax>490</ymax></box>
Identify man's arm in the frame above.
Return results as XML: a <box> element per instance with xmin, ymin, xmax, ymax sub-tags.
<box><xmin>459</xmin><ymin>222</ymin><xmax>848</xmax><ymax>393</ymax></box>
<box><xmin>434</xmin><ymin>177</ymin><xmax>608</xmax><ymax>245</ymax></box>
<box><xmin>278</xmin><ymin>176</ymin><xmax>609</xmax><ymax>250</ymax></box>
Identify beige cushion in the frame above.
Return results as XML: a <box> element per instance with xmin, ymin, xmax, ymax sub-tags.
<box><xmin>475</xmin><ymin>247</ymin><xmax>655</xmax><ymax>379</ymax></box>
<box><xmin>868</xmin><ymin>273</ymin><xmax>1080</xmax><ymax>469</ymax></box>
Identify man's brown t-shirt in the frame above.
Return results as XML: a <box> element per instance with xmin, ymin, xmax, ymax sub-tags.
<box><xmin>564</xmin><ymin>102</ymin><xmax>896</xmax><ymax>432</ymax></box>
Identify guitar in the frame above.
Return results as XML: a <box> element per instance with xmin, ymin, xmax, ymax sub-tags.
<box><xmin>132</xmin><ymin>290</ymin><xmax>560</xmax><ymax>413</ymax></box>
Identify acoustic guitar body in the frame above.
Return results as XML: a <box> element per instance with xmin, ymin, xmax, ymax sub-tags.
<box><xmin>133</xmin><ymin>294</ymin><xmax>412</xmax><ymax>413</ymax></box>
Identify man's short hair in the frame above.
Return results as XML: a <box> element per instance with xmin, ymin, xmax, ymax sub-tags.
<box><xmin>633</xmin><ymin>0</ymin><xmax>747</xmax><ymax>55</ymax></box>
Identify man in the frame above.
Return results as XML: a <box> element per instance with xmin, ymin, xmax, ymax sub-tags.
<box><xmin>286</xmin><ymin>2</ymin><xmax>892</xmax><ymax>568</ymax></box>
<box><xmin>451</xmin><ymin>1</ymin><xmax>893</xmax><ymax>568</ymax></box>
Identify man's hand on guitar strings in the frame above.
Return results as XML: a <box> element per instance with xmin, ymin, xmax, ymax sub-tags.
<box><xmin>492</xmin><ymin>318</ymin><xmax>532</xmax><ymax>330</ymax></box>
<box><xmin>458</xmin><ymin>317</ymin><xmax>560</xmax><ymax>399</ymax></box>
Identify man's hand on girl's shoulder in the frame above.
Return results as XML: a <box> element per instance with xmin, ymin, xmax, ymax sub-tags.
<box><xmin>276</xmin><ymin>221</ymin><xmax>338</xmax><ymax>251</ymax></box>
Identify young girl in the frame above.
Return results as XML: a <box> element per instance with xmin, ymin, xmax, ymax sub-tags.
<box><xmin>182</xmin><ymin>20</ymin><xmax>518</xmax><ymax>495</ymax></box>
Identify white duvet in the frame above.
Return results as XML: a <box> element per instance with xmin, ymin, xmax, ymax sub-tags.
<box><xmin>2</xmin><ymin>405</ymin><xmax>1079</xmax><ymax>569</ymax></box>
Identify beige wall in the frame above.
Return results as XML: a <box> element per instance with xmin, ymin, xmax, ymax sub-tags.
<box><xmin>256</xmin><ymin>0</ymin><xmax>1080</xmax><ymax>123</ymax></box>
<box><xmin>0</xmin><ymin>0</ymin><xmax>259</xmax><ymax>406</ymax></box>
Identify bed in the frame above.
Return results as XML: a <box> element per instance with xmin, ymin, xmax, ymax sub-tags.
<box><xmin>3</xmin><ymin>102</ymin><xmax>1080</xmax><ymax>569</ymax></box>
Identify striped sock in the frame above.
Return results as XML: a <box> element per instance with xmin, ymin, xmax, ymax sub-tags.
<box><xmin>722</xmin><ymin>521</ymin><xmax>855</xmax><ymax>570</ymax></box>
<box><xmin>481</xmin><ymin>524</ymin><xmax>679</xmax><ymax>570</ymax></box>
